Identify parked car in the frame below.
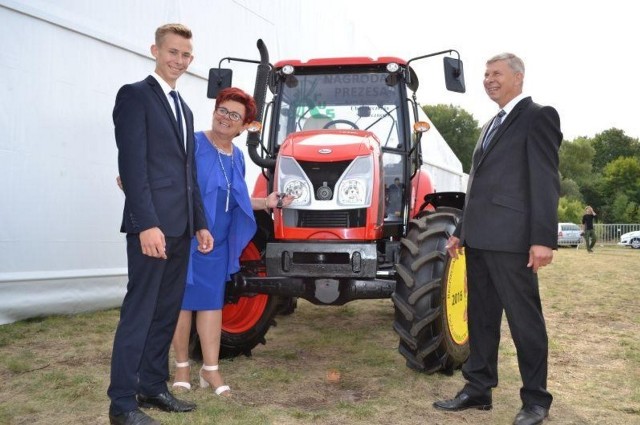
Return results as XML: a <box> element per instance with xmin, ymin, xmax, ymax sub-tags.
<box><xmin>618</xmin><ymin>230</ymin><xmax>640</xmax><ymax>249</ymax></box>
<box><xmin>558</xmin><ymin>223</ymin><xmax>581</xmax><ymax>247</ymax></box>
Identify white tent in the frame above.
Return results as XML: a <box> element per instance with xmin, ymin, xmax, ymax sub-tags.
<box><xmin>0</xmin><ymin>0</ymin><xmax>466</xmax><ymax>324</ymax></box>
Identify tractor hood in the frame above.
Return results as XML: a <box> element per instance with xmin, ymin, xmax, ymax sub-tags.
<box><xmin>279</xmin><ymin>130</ymin><xmax>380</xmax><ymax>162</ymax></box>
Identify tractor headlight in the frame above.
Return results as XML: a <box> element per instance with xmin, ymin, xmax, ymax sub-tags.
<box><xmin>278</xmin><ymin>156</ymin><xmax>311</xmax><ymax>206</ymax></box>
<box><xmin>337</xmin><ymin>156</ymin><xmax>373</xmax><ymax>207</ymax></box>
<box><xmin>337</xmin><ymin>179</ymin><xmax>367</xmax><ymax>205</ymax></box>
<box><xmin>283</xmin><ymin>179</ymin><xmax>310</xmax><ymax>205</ymax></box>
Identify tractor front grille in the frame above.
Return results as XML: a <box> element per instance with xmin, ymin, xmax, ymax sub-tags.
<box><xmin>298</xmin><ymin>209</ymin><xmax>367</xmax><ymax>228</ymax></box>
<box><xmin>299</xmin><ymin>160</ymin><xmax>351</xmax><ymax>201</ymax></box>
<box><xmin>291</xmin><ymin>159</ymin><xmax>368</xmax><ymax>228</ymax></box>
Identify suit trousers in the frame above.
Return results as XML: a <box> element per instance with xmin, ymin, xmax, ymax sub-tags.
<box><xmin>461</xmin><ymin>247</ymin><xmax>553</xmax><ymax>409</ymax></box>
<box><xmin>108</xmin><ymin>232</ymin><xmax>191</xmax><ymax>415</ymax></box>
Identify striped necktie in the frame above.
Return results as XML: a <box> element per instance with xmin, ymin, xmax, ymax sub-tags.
<box><xmin>169</xmin><ymin>90</ymin><xmax>184</xmax><ymax>147</ymax></box>
<box><xmin>482</xmin><ymin>109</ymin><xmax>506</xmax><ymax>151</ymax></box>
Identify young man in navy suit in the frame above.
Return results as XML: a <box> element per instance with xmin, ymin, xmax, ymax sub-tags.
<box><xmin>434</xmin><ymin>53</ymin><xmax>562</xmax><ymax>425</ymax></box>
<box><xmin>108</xmin><ymin>23</ymin><xmax>213</xmax><ymax>425</ymax></box>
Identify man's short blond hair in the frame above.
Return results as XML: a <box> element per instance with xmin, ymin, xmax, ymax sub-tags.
<box><xmin>155</xmin><ymin>23</ymin><xmax>192</xmax><ymax>46</ymax></box>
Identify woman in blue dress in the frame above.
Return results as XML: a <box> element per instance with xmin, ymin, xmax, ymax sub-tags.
<box><xmin>170</xmin><ymin>88</ymin><xmax>291</xmax><ymax>396</ymax></box>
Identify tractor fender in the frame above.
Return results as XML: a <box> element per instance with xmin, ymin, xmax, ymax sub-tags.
<box><xmin>410</xmin><ymin>168</ymin><xmax>435</xmax><ymax>217</ymax></box>
<box><xmin>252</xmin><ymin>173</ymin><xmax>269</xmax><ymax>199</ymax></box>
<box><xmin>419</xmin><ymin>191</ymin><xmax>466</xmax><ymax>213</ymax></box>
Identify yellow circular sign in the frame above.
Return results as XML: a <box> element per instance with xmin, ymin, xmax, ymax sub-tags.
<box><xmin>445</xmin><ymin>252</ymin><xmax>468</xmax><ymax>345</ymax></box>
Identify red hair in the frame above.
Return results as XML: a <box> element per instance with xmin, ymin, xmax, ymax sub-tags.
<box><xmin>215</xmin><ymin>87</ymin><xmax>257</xmax><ymax>124</ymax></box>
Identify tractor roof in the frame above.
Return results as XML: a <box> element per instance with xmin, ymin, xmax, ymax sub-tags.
<box><xmin>274</xmin><ymin>56</ymin><xmax>407</xmax><ymax>68</ymax></box>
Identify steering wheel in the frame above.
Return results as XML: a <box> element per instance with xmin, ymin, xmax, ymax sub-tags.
<box><xmin>323</xmin><ymin>119</ymin><xmax>359</xmax><ymax>130</ymax></box>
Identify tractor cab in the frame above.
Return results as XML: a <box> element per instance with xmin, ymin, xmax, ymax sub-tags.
<box><xmin>269</xmin><ymin>58</ymin><xmax>412</xmax><ymax>226</ymax></box>
<box><xmin>208</xmin><ymin>46</ymin><xmax>465</xmax><ymax>236</ymax></box>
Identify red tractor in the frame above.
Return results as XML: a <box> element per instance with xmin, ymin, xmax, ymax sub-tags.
<box><xmin>205</xmin><ymin>40</ymin><xmax>470</xmax><ymax>374</ymax></box>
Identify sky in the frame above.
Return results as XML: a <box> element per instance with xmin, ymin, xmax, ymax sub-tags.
<box><xmin>287</xmin><ymin>0</ymin><xmax>639</xmax><ymax>142</ymax></box>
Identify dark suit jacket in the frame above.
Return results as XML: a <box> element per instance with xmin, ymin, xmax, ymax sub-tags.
<box><xmin>114</xmin><ymin>75</ymin><xmax>207</xmax><ymax>237</ymax></box>
<box><xmin>455</xmin><ymin>97</ymin><xmax>562</xmax><ymax>253</ymax></box>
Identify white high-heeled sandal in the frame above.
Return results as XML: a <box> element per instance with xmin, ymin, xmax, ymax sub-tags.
<box><xmin>199</xmin><ymin>364</ymin><xmax>231</xmax><ymax>396</ymax></box>
<box><xmin>171</xmin><ymin>360</ymin><xmax>192</xmax><ymax>390</ymax></box>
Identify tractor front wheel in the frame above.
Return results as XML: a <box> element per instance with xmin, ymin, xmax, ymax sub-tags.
<box><xmin>219</xmin><ymin>227</ymin><xmax>281</xmax><ymax>358</ymax></box>
<box><xmin>189</xmin><ymin>215</ymin><xmax>280</xmax><ymax>360</ymax></box>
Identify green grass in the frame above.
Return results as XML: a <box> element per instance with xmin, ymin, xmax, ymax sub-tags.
<box><xmin>0</xmin><ymin>246</ymin><xmax>638</xmax><ymax>424</ymax></box>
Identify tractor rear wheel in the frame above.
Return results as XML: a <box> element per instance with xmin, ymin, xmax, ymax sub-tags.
<box><xmin>392</xmin><ymin>207</ymin><xmax>469</xmax><ymax>374</ymax></box>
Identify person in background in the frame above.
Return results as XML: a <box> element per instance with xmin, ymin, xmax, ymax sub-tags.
<box><xmin>170</xmin><ymin>87</ymin><xmax>293</xmax><ymax>397</ymax></box>
<box><xmin>108</xmin><ymin>23</ymin><xmax>213</xmax><ymax>425</ymax></box>
<box><xmin>581</xmin><ymin>206</ymin><xmax>597</xmax><ymax>252</ymax></box>
<box><xmin>386</xmin><ymin>177</ymin><xmax>403</xmax><ymax>218</ymax></box>
<box><xmin>434</xmin><ymin>53</ymin><xmax>562</xmax><ymax>425</ymax></box>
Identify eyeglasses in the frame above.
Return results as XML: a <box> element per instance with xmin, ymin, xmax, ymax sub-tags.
<box><xmin>215</xmin><ymin>107</ymin><xmax>243</xmax><ymax>122</ymax></box>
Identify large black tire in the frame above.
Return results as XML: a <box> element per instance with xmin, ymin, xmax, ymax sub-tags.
<box><xmin>189</xmin><ymin>212</ymin><xmax>281</xmax><ymax>360</ymax></box>
<box><xmin>392</xmin><ymin>207</ymin><xmax>469</xmax><ymax>374</ymax></box>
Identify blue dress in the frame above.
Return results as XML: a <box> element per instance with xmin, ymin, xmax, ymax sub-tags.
<box><xmin>182</xmin><ymin>132</ymin><xmax>257</xmax><ymax>311</ymax></box>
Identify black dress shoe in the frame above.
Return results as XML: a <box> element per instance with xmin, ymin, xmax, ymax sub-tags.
<box><xmin>433</xmin><ymin>391</ymin><xmax>492</xmax><ymax>411</ymax></box>
<box><xmin>513</xmin><ymin>405</ymin><xmax>549</xmax><ymax>425</ymax></box>
<box><xmin>109</xmin><ymin>408</ymin><xmax>160</xmax><ymax>425</ymax></box>
<box><xmin>137</xmin><ymin>390</ymin><xmax>196</xmax><ymax>412</ymax></box>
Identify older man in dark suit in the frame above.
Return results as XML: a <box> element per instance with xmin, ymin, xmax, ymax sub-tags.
<box><xmin>108</xmin><ymin>23</ymin><xmax>213</xmax><ymax>425</ymax></box>
<box><xmin>433</xmin><ymin>53</ymin><xmax>562</xmax><ymax>425</ymax></box>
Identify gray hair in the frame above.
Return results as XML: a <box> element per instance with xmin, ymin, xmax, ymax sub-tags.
<box><xmin>487</xmin><ymin>53</ymin><xmax>525</xmax><ymax>75</ymax></box>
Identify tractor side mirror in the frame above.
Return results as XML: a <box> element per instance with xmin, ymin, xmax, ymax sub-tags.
<box><xmin>443</xmin><ymin>57</ymin><xmax>465</xmax><ymax>93</ymax></box>
<box><xmin>207</xmin><ymin>68</ymin><xmax>233</xmax><ymax>99</ymax></box>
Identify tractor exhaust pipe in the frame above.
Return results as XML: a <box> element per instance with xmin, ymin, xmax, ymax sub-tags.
<box><xmin>247</xmin><ymin>39</ymin><xmax>276</xmax><ymax>169</ymax></box>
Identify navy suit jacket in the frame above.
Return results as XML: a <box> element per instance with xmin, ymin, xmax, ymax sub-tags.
<box><xmin>455</xmin><ymin>97</ymin><xmax>562</xmax><ymax>253</ymax></box>
<box><xmin>114</xmin><ymin>75</ymin><xmax>207</xmax><ymax>237</ymax></box>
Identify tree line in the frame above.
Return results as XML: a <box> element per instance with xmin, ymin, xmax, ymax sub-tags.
<box><xmin>424</xmin><ymin>104</ymin><xmax>640</xmax><ymax>224</ymax></box>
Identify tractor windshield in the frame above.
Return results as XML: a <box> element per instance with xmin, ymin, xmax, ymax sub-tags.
<box><xmin>274</xmin><ymin>71</ymin><xmax>404</xmax><ymax>149</ymax></box>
